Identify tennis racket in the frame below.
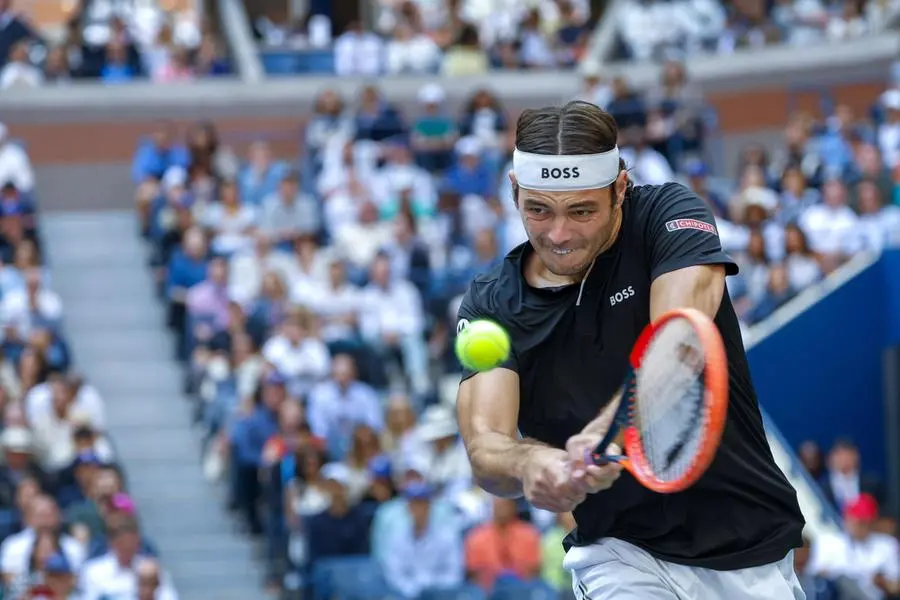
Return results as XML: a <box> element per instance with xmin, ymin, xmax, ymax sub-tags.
<box><xmin>587</xmin><ymin>307</ymin><xmax>729</xmax><ymax>494</ymax></box>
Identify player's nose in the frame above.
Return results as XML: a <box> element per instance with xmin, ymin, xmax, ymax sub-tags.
<box><xmin>546</xmin><ymin>219</ymin><xmax>572</xmax><ymax>246</ymax></box>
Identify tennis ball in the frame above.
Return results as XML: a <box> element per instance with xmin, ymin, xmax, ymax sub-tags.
<box><xmin>455</xmin><ymin>319</ymin><xmax>511</xmax><ymax>372</ymax></box>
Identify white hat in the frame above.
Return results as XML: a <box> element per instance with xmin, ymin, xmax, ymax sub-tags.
<box><xmin>320</xmin><ymin>462</ymin><xmax>351</xmax><ymax>486</ymax></box>
<box><xmin>162</xmin><ymin>166</ymin><xmax>188</xmax><ymax>190</ymax></box>
<box><xmin>740</xmin><ymin>186</ymin><xmax>779</xmax><ymax>214</ymax></box>
<box><xmin>455</xmin><ymin>136</ymin><xmax>481</xmax><ymax>157</ymax></box>
<box><xmin>882</xmin><ymin>89</ymin><xmax>900</xmax><ymax>111</ymax></box>
<box><xmin>1</xmin><ymin>427</ymin><xmax>32</xmax><ymax>452</ymax></box>
<box><xmin>416</xmin><ymin>405</ymin><xmax>459</xmax><ymax>443</ymax></box>
<box><xmin>417</xmin><ymin>83</ymin><xmax>446</xmax><ymax>105</ymax></box>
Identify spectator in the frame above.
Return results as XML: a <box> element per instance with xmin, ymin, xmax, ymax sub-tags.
<box><xmin>42</xmin><ymin>551</ymin><xmax>79</xmax><ymax>599</ymax></box>
<box><xmin>401</xmin><ymin>404</ymin><xmax>471</xmax><ymax>499</ymax></box>
<box><xmin>411</xmin><ymin>84</ymin><xmax>458</xmax><ymax>173</ymax></box>
<box><xmin>0</xmin><ymin>494</ymin><xmax>85</xmax><ymax>588</ymax></box>
<box><xmin>334</xmin><ymin>20</ymin><xmax>384</xmax><ymax>76</ymax></box>
<box><xmin>799</xmin><ymin>177</ymin><xmax>860</xmax><ymax>272</ymax></box>
<box><xmin>260</xmin><ymin>308</ymin><xmax>331</xmax><ymax>398</ymax></box>
<box><xmin>458</xmin><ymin>90</ymin><xmax>509</xmax><ymax>173</ymax></box>
<box><xmin>260</xmin><ymin>170</ymin><xmax>320</xmax><ymax>246</ymax></box>
<box><xmin>809</xmin><ymin>493</ymin><xmax>900</xmax><ymax>598</ymax></box>
<box><xmin>745</xmin><ymin>263</ymin><xmax>795</xmax><ymax>325</ymax></box>
<box><xmin>0</xmin><ymin>2</ymin><xmax>39</xmax><ymax>71</ymax></box>
<box><xmin>359</xmin><ymin>254</ymin><xmax>429</xmax><ymax>396</ymax></box>
<box><xmin>185</xmin><ymin>257</ymin><xmax>232</xmax><ymax>351</ymax></box>
<box><xmin>442</xmin><ymin>23</ymin><xmax>489</xmax><ymax>76</ymax></box>
<box><xmin>0</xmin><ymin>123</ymin><xmax>35</xmax><ymax>194</ymax></box>
<box><xmin>153</xmin><ymin>45</ymin><xmax>195</xmax><ymax>83</ymax></box>
<box><xmin>373</xmin><ymin>140</ymin><xmax>437</xmax><ymax>219</ymax></box>
<box><xmin>783</xmin><ymin>224</ymin><xmax>822</xmax><ymax>292</ymax></box>
<box><xmin>851</xmin><ymin>179</ymin><xmax>900</xmax><ymax>251</ymax></box>
<box><xmin>386</xmin><ymin>21</ymin><xmax>442</xmax><ymax>74</ymax></box>
<box><xmin>0</xmin><ymin>39</ymin><xmax>42</xmax><ymax>89</ymax></box>
<box><xmin>137</xmin><ymin>557</ymin><xmax>179</xmax><ymax>600</ymax></box>
<box><xmin>355</xmin><ymin>87</ymin><xmax>407</xmax><ymax>144</ymax></box>
<box><xmin>464</xmin><ymin>497</ymin><xmax>541</xmax><ymax>590</ymax></box>
<box><xmin>131</xmin><ymin>122</ymin><xmax>190</xmax><ymax>186</ymax></box>
<box><xmin>307</xmin><ymin>354</ymin><xmax>383</xmax><ymax>461</ymax></box>
<box><xmin>819</xmin><ymin>438</ymin><xmax>885</xmax><ymax>514</ymax></box>
<box><xmin>878</xmin><ymin>90</ymin><xmax>900</xmax><ymax>170</ymax></box>
<box><xmin>380</xmin><ymin>481</ymin><xmax>464</xmax><ymax>598</ymax></box>
<box><xmin>66</xmin><ymin>466</ymin><xmax>121</xmax><ymax>545</ymax></box>
<box><xmin>304</xmin><ymin>463</ymin><xmax>373</xmax><ymax>571</ymax></box>
<box><xmin>101</xmin><ymin>39</ymin><xmax>135</xmax><ymax>83</ymax></box>
<box><xmin>201</xmin><ymin>179</ymin><xmax>257</xmax><ymax>256</ymax></box>
<box><xmin>80</xmin><ymin>514</ymin><xmax>174</xmax><ymax>599</ymax></box>
<box><xmin>239</xmin><ymin>141</ymin><xmax>289</xmax><ymax>208</ymax></box>
<box><xmin>185</xmin><ymin>121</ymin><xmax>239</xmax><ymax>182</ymax></box>
<box><xmin>0</xmin><ymin>430</ymin><xmax>48</xmax><ymax>507</ymax></box>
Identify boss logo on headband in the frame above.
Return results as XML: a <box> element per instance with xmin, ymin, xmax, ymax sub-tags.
<box><xmin>541</xmin><ymin>167</ymin><xmax>581</xmax><ymax>180</ymax></box>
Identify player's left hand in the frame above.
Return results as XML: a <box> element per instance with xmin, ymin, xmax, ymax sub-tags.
<box><xmin>565</xmin><ymin>434</ymin><xmax>624</xmax><ymax>494</ymax></box>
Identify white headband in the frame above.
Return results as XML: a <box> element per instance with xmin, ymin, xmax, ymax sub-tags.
<box><xmin>513</xmin><ymin>147</ymin><xmax>621</xmax><ymax>191</ymax></box>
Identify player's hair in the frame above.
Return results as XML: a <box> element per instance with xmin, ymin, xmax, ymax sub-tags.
<box><xmin>514</xmin><ymin>100</ymin><xmax>630</xmax><ymax>200</ymax></box>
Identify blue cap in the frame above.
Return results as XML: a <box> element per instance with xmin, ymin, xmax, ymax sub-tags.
<box><xmin>684</xmin><ymin>160</ymin><xmax>707</xmax><ymax>177</ymax></box>
<box><xmin>368</xmin><ymin>455</ymin><xmax>392</xmax><ymax>479</ymax></box>
<box><xmin>44</xmin><ymin>552</ymin><xmax>72</xmax><ymax>574</ymax></box>
<box><xmin>74</xmin><ymin>451</ymin><xmax>101</xmax><ymax>467</ymax></box>
<box><xmin>403</xmin><ymin>481</ymin><xmax>433</xmax><ymax>500</ymax></box>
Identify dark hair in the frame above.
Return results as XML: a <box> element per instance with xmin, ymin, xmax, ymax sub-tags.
<box><xmin>514</xmin><ymin>101</ymin><xmax>629</xmax><ymax>196</ymax></box>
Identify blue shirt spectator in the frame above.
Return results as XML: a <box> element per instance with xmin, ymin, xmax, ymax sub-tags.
<box><xmin>443</xmin><ymin>138</ymin><xmax>495</xmax><ymax>199</ymax></box>
<box><xmin>131</xmin><ymin>128</ymin><xmax>190</xmax><ymax>184</ymax></box>
<box><xmin>378</xmin><ymin>482</ymin><xmax>464</xmax><ymax>598</ymax></box>
<box><xmin>239</xmin><ymin>142</ymin><xmax>289</xmax><ymax>207</ymax></box>
<box><xmin>306</xmin><ymin>464</ymin><xmax>375</xmax><ymax>571</ymax></box>
<box><xmin>230</xmin><ymin>376</ymin><xmax>284</xmax><ymax>467</ymax></box>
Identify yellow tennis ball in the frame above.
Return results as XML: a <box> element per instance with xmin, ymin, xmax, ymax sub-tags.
<box><xmin>455</xmin><ymin>319</ymin><xmax>511</xmax><ymax>372</ymax></box>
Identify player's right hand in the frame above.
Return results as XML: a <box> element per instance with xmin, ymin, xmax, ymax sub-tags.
<box><xmin>522</xmin><ymin>447</ymin><xmax>589</xmax><ymax>513</ymax></box>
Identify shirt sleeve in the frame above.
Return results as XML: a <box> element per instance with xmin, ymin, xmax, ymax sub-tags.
<box><xmin>456</xmin><ymin>282</ymin><xmax>519</xmax><ymax>381</ymax></box>
<box><xmin>644</xmin><ymin>183</ymin><xmax>739</xmax><ymax>281</ymax></box>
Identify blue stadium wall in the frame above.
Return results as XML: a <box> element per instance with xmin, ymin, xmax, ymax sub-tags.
<box><xmin>750</xmin><ymin>249</ymin><xmax>900</xmax><ymax>478</ymax></box>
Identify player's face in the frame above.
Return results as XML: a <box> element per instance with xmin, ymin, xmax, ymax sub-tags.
<box><xmin>514</xmin><ymin>175</ymin><xmax>625</xmax><ymax>277</ymax></box>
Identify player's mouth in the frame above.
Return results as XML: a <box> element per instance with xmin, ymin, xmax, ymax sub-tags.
<box><xmin>550</xmin><ymin>249</ymin><xmax>573</xmax><ymax>256</ymax></box>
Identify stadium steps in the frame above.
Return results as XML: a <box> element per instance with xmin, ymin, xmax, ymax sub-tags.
<box><xmin>39</xmin><ymin>211</ymin><xmax>266</xmax><ymax>600</ymax></box>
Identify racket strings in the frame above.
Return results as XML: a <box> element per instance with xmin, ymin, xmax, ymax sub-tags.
<box><xmin>634</xmin><ymin>319</ymin><xmax>707</xmax><ymax>481</ymax></box>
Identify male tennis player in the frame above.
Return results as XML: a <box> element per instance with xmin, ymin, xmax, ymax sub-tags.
<box><xmin>456</xmin><ymin>101</ymin><xmax>806</xmax><ymax>600</ymax></box>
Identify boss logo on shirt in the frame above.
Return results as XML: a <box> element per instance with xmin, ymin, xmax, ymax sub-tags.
<box><xmin>457</xmin><ymin>319</ymin><xmax>470</xmax><ymax>335</ymax></box>
<box><xmin>610</xmin><ymin>285</ymin><xmax>635</xmax><ymax>306</ymax></box>
<box><xmin>665</xmin><ymin>219</ymin><xmax>717</xmax><ymax>235</ymax></box>
<box><xmin>541</xmin><ymin>167</ymin><xmax>580</xmax><ymax>179</ymax></box>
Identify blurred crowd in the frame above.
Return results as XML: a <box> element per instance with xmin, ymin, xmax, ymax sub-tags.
<box><xmin>0</xmin><ymin>0</ymin><xmax>230</xmax><ymax>89</ymax></box>
<box><xmin>257</xmin><ymin>0</ymin><xmax>597</xmax><ymax>74</ymax></box>
<box><xmin>0</xmin><ymin>126</ymin><xmax>178</xmax><ymax>597</ymax></box>
<box><xmin>614</xmin><ymin>0</ymin><xmax>900</xmax><ymax>61</ymax></box>
<box><xmin>794</xmin><ymin>437</ymin><xmax>900</xmax><ymax>599</ymax></box>
<box><xmin>580</xmin><ymin>58</ymin><xmax>900</xmax><ymax>328</ymax></box>
<box><xmin>127</xmin><ymin>57</ymin><xmax>900</xmax><ymax>596</ymax></box>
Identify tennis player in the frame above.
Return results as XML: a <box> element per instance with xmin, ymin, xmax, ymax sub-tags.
<box><xmin>456</xmin><ymin>101</ymin><xmax>806</xmax><ymax>600</ymax></box>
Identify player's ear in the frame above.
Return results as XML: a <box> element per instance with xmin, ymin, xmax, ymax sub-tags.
<box><xmin>508</xmin><ymin>170</ymin><xmax>519</xmax><ymax>208</ymax></box>
<box><xmin>614</xmin><ymin>170</ymin><xmax>628</xmax><ymax>207</ymax></box>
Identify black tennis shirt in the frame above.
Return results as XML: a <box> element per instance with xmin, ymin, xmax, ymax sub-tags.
<box><xmin>458</xmin><ymin>182</ymin><xmax>805</xmax><ymax>571</ymax></box>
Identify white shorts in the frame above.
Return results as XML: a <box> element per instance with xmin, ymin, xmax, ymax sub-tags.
<box><xmin>563</xmin><ymin>537</ymin><xmax>805</xmax><ymax>600</ymax></box>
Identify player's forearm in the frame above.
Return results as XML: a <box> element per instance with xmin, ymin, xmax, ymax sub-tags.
<box><xmin>468</xmin><ymin>432</ymin><xmax>544</xmax><ymax>498</ymax></box>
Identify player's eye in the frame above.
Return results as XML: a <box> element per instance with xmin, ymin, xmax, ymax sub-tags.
<box><xmin>526</xmin><ymin>206</ymin><xmax>549</xmax><ymax>216</ymax></box>
<box><xmin>571</xmin><ymin>209</ymin><xmax>593</xmax><ymax>218</ymax></box>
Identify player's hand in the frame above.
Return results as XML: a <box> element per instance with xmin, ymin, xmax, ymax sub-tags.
<box><xmin>565</xmin><ymin>434</ymin><xmax>624</xmax><ymax>494</ymax></box>
<box><xmin>521</xmin><ymin>447</ymin><xmax>589</xmax><ymax>513</ymax></box>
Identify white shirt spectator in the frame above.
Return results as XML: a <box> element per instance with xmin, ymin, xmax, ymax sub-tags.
<box><xmin>1</xmin><ymin>528</ymin><xmax>86</xmax><ymax>583</ymax></box>
<box><xmin>80</xmin><ymin>553</ymin><xmax>179</xmax><ymax>600</ymax></box>
<box><xmin>202</xmin><ymin>203</ymin><xmax>258</xmax><ymax>255</ymax></box>
<box><xmin>295</xmin><ymin>281</ymin><xmax>362</xmax><ymax>343</ymax></box>
<box><xmin>334</xmin><ymin>30</ymin><xmax>384</xmax><ymax>76</ymax></box>
<box><xmin>784</xmin><ymin>254</ymin><xmax>822</xmax><ymax>291</ymax></box>
<box><xmin>0</xmin><ymin>287</ymin><xmax>63</xmax><ymax>339</ymax></box>
<box><xmin>809</xmin><ymin>531</ymin><xmax>900</xmax><ymax>600</ymax></box>
<box><xmin>24</xmin><ymin>381</ymin><xmax>107</xmax><ymax>431</ymax></box>
<box><xmin>0</xmin><ymin>60</ymin><xmax>43</xmax><ymax>90</ymax></box>
<box><xmin>333</xmin><ymin>220</ymin><xmax>395</xmax><ymax>270</ymax></box>
<box><xmin>359</xmin><ymin>280</ymin><xmax>424</xmax><ymax>341</ymax></box>
<box><xmin>228</xmin><ymin>247</ymin><xmax>294</xmax><ymax>307</ymax></box>
<box><xmin>877</xmin><ymin>92</ymin><xmax>900</xmax><ymax>168</ymax></box>
<box><xmin>261</xmin><ymin>335</ymin><xmax>331</xmax><ymax>390</ymax></box>
<box><xmin>379</xmin><ymin>515</ymin><xmax>464</xmax><ymax>599</ymax></box>
<box><xmin>799</xmin><ymin>204</ymin><xmax>860</xmax><ymax>255</ymax></box>
<box><xmin>385</xmin><ymin>31</ymin><xmax>442</xmax><ymax>74</ymax></box>
<box><xmin>307</xmin><ymin>379</ymin><xmax>384</xmax><ymax>441</ymax></box>
<box><xmin>849</xmin><ymin>207</ymin><xmax>900</xmax><ymax>252</ymax></box>
<box><xmin>0</xmin><ymin>125</ymin><xmax>34</xmax><ymax>192</ymax></box>
<box><xmin>620</xmin><ymin>147</ymin><xmax>675</xmax><ymax>186</ymax></box>
<box><xmin>371</xmin><ymin>164</ymin><xmax>437</xmax><ymax>215</ymax></box>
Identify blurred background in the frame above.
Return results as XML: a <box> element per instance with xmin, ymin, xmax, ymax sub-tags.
<box><xmin>0</xmin><ymin>0</ymin><xmax>898</xmax><ymax>598</ymax></box>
